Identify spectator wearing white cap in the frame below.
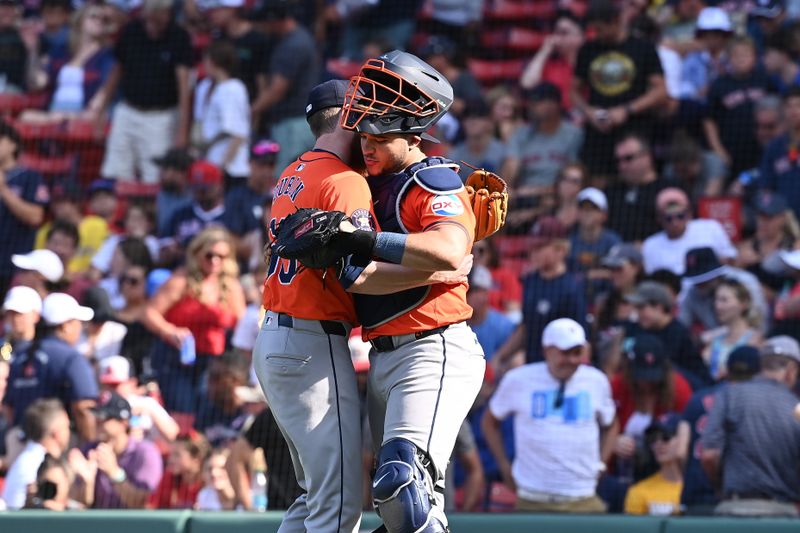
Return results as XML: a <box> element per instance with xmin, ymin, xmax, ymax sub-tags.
<box><xmin>98</xmin><ymin>355</ymin><xmax>179</xmax><ymax>443</ymax></box>
<box><xmin>569</xmin><ymin>187</ymin><xmax>621</xmax><ymax>281</ymax></box>
<box><xmin>642</xmin><ymin>187</ymin><xmax>736</xmax><ymax>275</ymax></box>
<box><xmin>10</xmin><ymin>249</ymin><xmax>64</xmax><ymax>298</ymax></box>
<box><xmin>679</xmin><ymin>7</ymin><xmax>732</xmax><ymax>104</ymax></box>
<box><xmin>482</xmin><ymin>318</ymin><xmax>617</xmax><ymax>512</ymax></box>
<box><xmin>2</xmin><ymin>293</ymin><xmax>98</xmax><ymax>443</ymax></box>
<box><xmin>1</xmin><ymin>286</ymin><xmax>42</xmax><ymax>359</ymax></box>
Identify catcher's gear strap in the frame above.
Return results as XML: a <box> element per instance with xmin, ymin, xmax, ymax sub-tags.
<box><xmin>408</xmin><ymin>157</ymin><xmax>462</xmax><ymax>195</ymax></box>
<box><xmin>372</xmin><ymin>438</ymin><xmax>447</xmax><ymax>533</ymax></box>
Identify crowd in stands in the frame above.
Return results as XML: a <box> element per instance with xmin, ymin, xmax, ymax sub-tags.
<box><xmin>2</xmin><ymin>0</ymin><xmax>800</xmax><ymax>519</ymax></box>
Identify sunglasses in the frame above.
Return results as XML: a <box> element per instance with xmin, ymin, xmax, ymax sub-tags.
<box><xmin>616</xmin><ymin>152</ymin><xmax>642</xmax><ymax>163</ymax></box>
<box><xmin>661</xmin><ymin>211</ymin><xmax>688</xmax><ymax>223</ymax></box>
<box><xmin>120</xmin><ymin>276</ymin><xmax>143</xmax><ymax>286</ymax></box>
<box><xmin>554</xmin><ymin>380</ymin><xmax>567</xmax><ymax>409</ymax></box>
<box><xmin>646</xmin><ymin>431</ymin><xmax>675</xmax><ymax>446</ymax></box>
<box><xmin>205</xmin><ymin>251</ymin><xmax>228</xmax><ymax>261</ymax></box>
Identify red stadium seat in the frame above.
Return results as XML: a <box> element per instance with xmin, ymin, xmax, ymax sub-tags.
<box><xmin>508</xmin><ymin>28</ymin><xmax>545</xmax><ymax>52</ymax></box>
<box><xmin>19</xmin><ymin>152</ymin><xmax>76</xmax><ymax>177</ymax></box>
<box><xmin>14</xmin><ymin>120</ymin><xmax>65</xmax><ymax>144</ymax></box>
<box><xmin>0</xmin><ymin>94</ymin><xmax>30</xmax><ymax>117</ymax></box>
<box><xmin>116</xmin><ymin>181</ymin><xmax>160</xmax><ymax>198</ymax></box>
<box><xmin>485</xmin><ymin>0</ymin><xmax>556</xmax><ymax>21</ymax></box>
<box><xmin>468</xmin><ymin>58</ymin><xmax>526</xmax><ymax>85</ymax></box>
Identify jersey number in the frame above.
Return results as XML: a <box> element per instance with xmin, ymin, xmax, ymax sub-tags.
<box><xmin>268</xmin><ymin>217</ymin><xmax>299</xmax><ymax>285</ymax></box>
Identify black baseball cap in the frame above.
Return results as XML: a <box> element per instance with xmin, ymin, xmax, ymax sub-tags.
<box><xmin>153</xmin><ymin>147</ymin><xmax>193</xmax><ymax>172</ymax></box>
<box><xmin>645</xmin><ymin>412</ymin><xmax>681</xmax><ymax>441</ymax></box>
<box><xmin>306</xmin><ymin>79</ymin><xmax>349</xmax><ymax>120</ymax></box>
<box><xmin>627</xmin><ymin>334</ymin><xmax>668</xmax><ymax>382</ymax></box>
<box><xmin>525</xmin><ymin>82</ymin><xmax>562</xmax><ymax>104</ymax></box>
<box><xmin>92</xmin><ymin>390</ymin><xmax>132</xmax><ymax>421</ymax></box>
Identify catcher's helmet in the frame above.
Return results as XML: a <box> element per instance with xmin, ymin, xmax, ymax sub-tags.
<box><xmin>340</xmin><ymin>50</ymin><xmax>453</xmax><ymax>137</ymax></box>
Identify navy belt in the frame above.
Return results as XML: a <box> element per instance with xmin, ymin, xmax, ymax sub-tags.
<box><xmin>369</xmin><ymin>325</ymin><xmax>450</xmax><ymax>353</ymax></box>
<box><xmin>277</xmin><ymin>313</ymin><xmax>348</xmax><ymax>337</ymax></box>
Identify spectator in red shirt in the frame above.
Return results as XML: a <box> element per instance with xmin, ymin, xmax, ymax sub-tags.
<box><xmin>150</xmin><ymin>432</ymin><xmax>209</xmax><ymax>509</ymax></box>
<box><xmin>473</xmin><ymin>238</ymin><xmax>521</xmax><ymax>318</ymax></box>
<box><xmin>520</xmin><ymin>11</ymin><xmax>585</xmax><ymax>110</ymax></box>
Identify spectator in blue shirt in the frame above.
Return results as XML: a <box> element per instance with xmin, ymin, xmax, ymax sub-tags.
<box><xmin>493</xmin><ymin>216</ymin><xmax>587</xmax><ymax>370</ymax></box>
<box><xmin>3</xmin><ymin>293</ymin><xmax>98</xmax><ymax>442</ymax></box>
<box><xmin>569</xmin><ymin>187</ymin><xmax>621</xmax><ymax>298</ymax></box>
<box><xmin>759</xmin><ymin>86</ymin><xmax>800</xmax><ymax>218</ymax></box>
<box><xmin>0</xmin><ymin>121</ymin><xmax>48</xmax><ymax>300</ymax></box>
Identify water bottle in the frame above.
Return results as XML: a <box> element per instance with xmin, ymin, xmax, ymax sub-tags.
<box><xmin>180</xmin><ymin>333</ymin><xmax>196</xmax><ymax>366</ymax></box>
<box><xmin>250</xmin><ymin>447</ymin><xmax>268</xmax><ymax>512</ymax></box>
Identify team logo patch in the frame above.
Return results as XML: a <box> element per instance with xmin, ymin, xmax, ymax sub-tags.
<box><xmin>350</xmin><ymin>208</ymin><xmax>374</xmax><ymax>231</ymax></box>
<box><xmin>431</xmin><ymin>194</ymin><xmax>463</xmax><ymax>216</ymax></box>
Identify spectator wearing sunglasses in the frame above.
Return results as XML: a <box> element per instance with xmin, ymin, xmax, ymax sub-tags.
<box><xmin>624</xmin><ymin>413</ymin><xmax>684</xmax><ymax>515</ymax></box>
<box><xmin>642</xmin><ymin>187</ymin><xmax>736</xmax><ymax>276</ymax></box>
<box><xmin>482</xmin><ymin>318</ymin><xmax>616</xmax><ymax>513</ymax></box>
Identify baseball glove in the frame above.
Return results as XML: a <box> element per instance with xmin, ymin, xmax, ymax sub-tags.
<box><xmin>271</xmin><ymin>208</ymin><xmax>349</xmax><ymax>269</ymax></box>
<box><xmin>464</xmin><ymin>167</ymin><xmax>508</xmax><ymax>241</ymax></box>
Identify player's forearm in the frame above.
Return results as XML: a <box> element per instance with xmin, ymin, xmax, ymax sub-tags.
<box><xmin>348</xmin><ymin>262</ymin><xmax>443</xmax><ymax>295</ymax></box>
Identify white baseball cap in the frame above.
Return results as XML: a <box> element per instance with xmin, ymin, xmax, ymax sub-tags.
<box><xmin>12</xmin><ymin>249</ymin><xmax>64</xmax><ymax>282</ymax></box>
<box><xmin>779</xmin><ymin>249</ymin><xmax>800</xmax><ymax>271</ymax></box>
<box><xmin>42</xmin><ymin>293</ymin><xmax>94</xmax><ymax>325</ymax></box>
<box><xmin>577</xmin><ymin>187</ymin><xmax>608</xmax><ymax>212</ymax></box>
<box><xmin>2</xmin><ymin>286</ymin><xmax>43</xmax><ymax>314</ymax></box>
<box><xmin>696</xmin><ymin>7</ymin><xmax>732</xmax><ymax>33</ymax></box>
<box><xmin>99</xmin><ymin>355</ymin><xmax>132</xmax><ymax>384</ymax></box>
<box><xmin>468</xmin><ymin>265</ymin><xmax>493</xmax><ymax>291</ymax></box>
<box><xmin>542</xmin><ymin>318</ymin><xmax>586</xmax><ymax>350</ymax></box>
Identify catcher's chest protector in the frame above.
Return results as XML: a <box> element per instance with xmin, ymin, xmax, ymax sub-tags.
<box><xmin>353</xmin><ymin>157</ymin><xmax>462</xmax><ymax>329</ymax></box>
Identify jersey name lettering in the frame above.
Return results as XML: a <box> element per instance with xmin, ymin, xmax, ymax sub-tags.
<box><xmin>274</xmin><ymin>175</ymin><xmax>306</xmax><ymax>202</ymax></box>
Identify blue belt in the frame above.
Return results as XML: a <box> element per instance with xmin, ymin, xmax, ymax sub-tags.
<box><xmin>369</xmin><ymin>325</ymin><xmax>450</xmax><ymax>353</ymax></box>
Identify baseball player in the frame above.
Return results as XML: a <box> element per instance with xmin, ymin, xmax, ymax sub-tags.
<box><xmin>254</xmin><ymin>80</ymin><xmax>471</xmax><ymax>533</ymax></box>
<box><xmin>317</xmin><ymin>52</ymin><xmax>487</xmax><ymax>532</ymax></box>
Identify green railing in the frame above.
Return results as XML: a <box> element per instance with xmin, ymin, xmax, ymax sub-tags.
<box><xmin>0</xmin><ymin>510</ymin><xmax>798</xmax><ymax>533</ymax></box>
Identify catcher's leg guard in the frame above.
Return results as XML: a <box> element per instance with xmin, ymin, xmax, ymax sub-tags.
<box><xmin>372</xmin><ymin>438</ymin><xmax>447</xmax><ymax>533</ymax></box>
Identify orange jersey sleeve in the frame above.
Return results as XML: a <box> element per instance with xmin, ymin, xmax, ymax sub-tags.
<box><xmin>363</xmin><ymin>185</ymin><xmax>474</xmax><ymax>340</ymax></box>
<box><xmin>262</xmin><ymin>152</ymin><xmax>373</xmax><ymax>323</ymax></box>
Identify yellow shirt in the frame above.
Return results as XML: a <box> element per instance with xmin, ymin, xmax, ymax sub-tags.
<box><xmin>35</xmin><ymin>215</ymin><xmax>110</xmax><ymax>274</ymax></box>
<box><xmin>624</xmin><ymin>472</ymin><xmax>683</xmax><ymax>516</ymax></box>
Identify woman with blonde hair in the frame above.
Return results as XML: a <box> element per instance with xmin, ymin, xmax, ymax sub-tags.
<box><xmin>21</xmin><ymin>2</ymin><xmax>115</xmax><ymax>122</ymax></box>
<box><xmin>144</xmin><ymin>227</ymin><xmax>245</xmax><ymax>414</ymax></box>
<box><xmin>702</xmin><ymin>277</ymin><xmax>762</xmax><ymax>381</ymax></box>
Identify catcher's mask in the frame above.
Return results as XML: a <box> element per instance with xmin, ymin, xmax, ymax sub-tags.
<box><xmin>340</xmin><ymin>50</ymin><xmax>453</xmax><ymax>139</ymax></box>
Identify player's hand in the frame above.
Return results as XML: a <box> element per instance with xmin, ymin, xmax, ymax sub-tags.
<box><xmin>339</xmin><ymin>218</ymin><xmax>357</xmax><ymax>233</ymax></box>
<box><xmin>614</xmin><ymin>435</ymin><xmax>636</xmax><ymax>459</ymax></box>
<box><xmin>433</xmin><ymin>254</ymin><xmax>473</xmax><ymax>284</ymax></box>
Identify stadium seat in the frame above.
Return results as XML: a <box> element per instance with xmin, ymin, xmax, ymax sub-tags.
<box><xmin>0</xmin><ymin>93</ymin><xmax>31</xmax><ymax>117</ymax></box>
<box><xmin>484</xmin><ymin>0</ymin><xmax>556</xmax><ymax>21</ymax></box>
<box><xmin>508</xmin><ymin>28</ymin><xmax>545</xmax><ymax>52</ymax></box>
<box><xmin>14</xmin><ymin>120</ymin><xmax>65</xmax><ymax>145</ymax></box>
<box><xmin>19</xmin><ymin>152</ymin><xmax>76</xmax><ymax>178</ymax></box>
<box><xmin>468</xmin><ymin>58</ymin><xmax>526</xmax><ymax>85</ymax></box>
<box><xmin>116</xmin><ymin>181</ymin><xmax>160</xmax><ymax>197</ymax></box>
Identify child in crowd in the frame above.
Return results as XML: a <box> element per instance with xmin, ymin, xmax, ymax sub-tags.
<box><xmin>195</xmin><ymin>448</ymin><xmax>237</xmax><ymax>510</ymax></box>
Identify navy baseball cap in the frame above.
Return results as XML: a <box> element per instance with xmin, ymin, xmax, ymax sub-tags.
<box><xmin>752</xmin><ymin>0</ymin><xmax>784</xmax><ymax>18</ymax></box>
<box><xmin>754</xmin><ymin>190</ymin><xmax>788</xmax><ymax>216</ymax></box>
<box><xmin>726</xmin><ymin>345</ymin><xmax>760</xmax><ymax>377</ymax></box>
<box><xmin>306</xmin><ymin>79</ymin><xmax>349</xmax><ymax>120</ymax></box>
<box><xmin>646</xmin><ymin>412</ymin><xmax>681</xmax><ymax>440</ymax></box>
<box><xmin>627</xmin><ymin>334</ymin><xmax>668</xmax><ymax>382</ymax></box>
<box><xmin>92</xmin><ymin>390</ymin><xmax>132</xmax><ymax>421</ymax></box>
<box><xmin>87</xmin><ymin>178</ymin><xmax>116</xmax><ymax>197</ymax></box>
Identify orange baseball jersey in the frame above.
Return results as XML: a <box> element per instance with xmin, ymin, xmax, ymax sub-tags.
<box><xmin>262</xmin><ymin>151</ymin><xmax>373</xmax><ymax>324</ymax></box>
<box><xmin>363</xmin><ymin>185</ymin><xmax>475</xmax><ymax>340</ymax></box>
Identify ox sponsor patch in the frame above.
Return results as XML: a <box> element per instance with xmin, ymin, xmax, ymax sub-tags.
<box><xmin>431</xmin><ymin>194</ymin><xmax>463</xmax><ymax>216</ymax></box>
